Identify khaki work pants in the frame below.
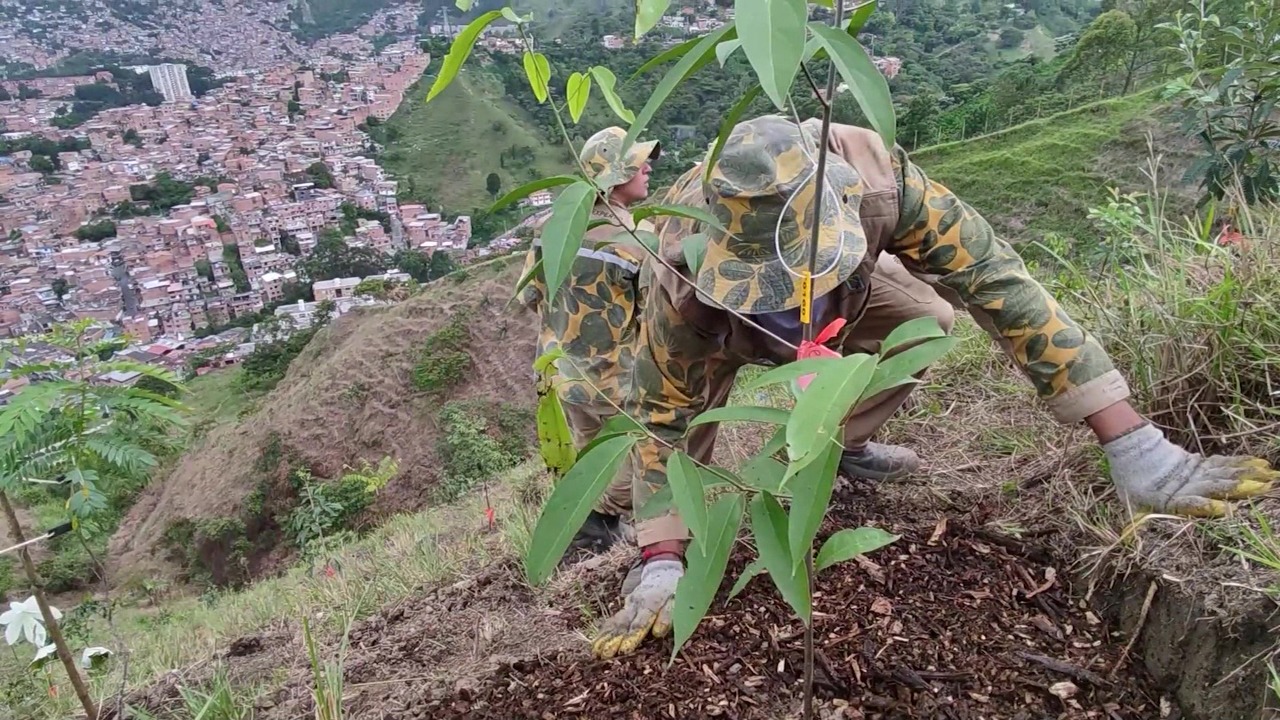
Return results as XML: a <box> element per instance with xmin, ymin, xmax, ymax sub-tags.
<box><xmin>581</xmin><ymin>253</ymin><xmax>955</xmax><ymax>522</ymax></box>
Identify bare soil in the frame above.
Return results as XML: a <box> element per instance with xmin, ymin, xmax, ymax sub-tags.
<box><xmin>108</xmin><ymin>256</ymin><xmax>539</xmax><ymax>586</ymax></box>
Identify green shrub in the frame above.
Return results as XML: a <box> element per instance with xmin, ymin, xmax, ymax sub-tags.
<box><xmin>435</xmin><ymin>401</ymin><xmax>522</xmax><ymax>501</ymax></box>
<box><xmin>412</xmin><ymin>314</ymin><xmax>472</xmax><ymax>393</ymax></box>
<box><xmin>282</xmin><ymin>460</ymin><xmax>395</xmax><ymax>557</ymax></box>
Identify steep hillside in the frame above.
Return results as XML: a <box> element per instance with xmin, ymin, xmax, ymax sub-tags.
<box><xmin>912</xmin><ymin>91</ymin><xmax>1199</xmax><ymax>248</ymax></box>
<box><xmin>377</xmin><ymin>68</ymin><xmax>574</xmax><ymax>214</ymax></box>
<box><xmin>108</xmin><ymin>255</ymin><xmax>539</xmax><ymax>585</ymax></box>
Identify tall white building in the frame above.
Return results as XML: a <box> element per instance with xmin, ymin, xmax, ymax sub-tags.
<box><xmin>147</xmin><ymin>63</ymin><xmax>193</xmax><ymax>103</ymax></box>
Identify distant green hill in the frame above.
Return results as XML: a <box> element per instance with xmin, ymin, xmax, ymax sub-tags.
<box><xmin>378</xmin><ymin>68</ymin><xmax>573</xmax><ymax>214</ymax></box>
<box><xmin>912</xmin><ymin>90</ymin><xmax>1199</xmax><ymax>248</ymax></box>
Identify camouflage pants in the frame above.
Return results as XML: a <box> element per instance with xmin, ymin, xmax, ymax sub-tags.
<box><xmin>573</xmin><ymin>254</ymin><xmax>956</xmax><ymax>532</ymax></box>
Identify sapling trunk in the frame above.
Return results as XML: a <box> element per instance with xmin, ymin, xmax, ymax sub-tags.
<box><xmin>0</xmin><ymin>490</ymin><xmax>99</xmax><ymax>720</ymax></box>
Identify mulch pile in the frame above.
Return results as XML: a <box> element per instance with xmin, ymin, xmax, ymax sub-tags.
<box><xmin>417</xmin><ymin>493</ymin><xmax>1158</xmax><ymax>720</ymax></box>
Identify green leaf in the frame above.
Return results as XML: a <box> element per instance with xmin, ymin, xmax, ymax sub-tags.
<box><xmin>512</xmin><ymin>257</ymin><xmax>543</xmax><ymax>299</ymax></box>
<box><xmin>491</xmin><ymin>175</ymin><xmax>579</xmax><ymax>214</ymax></box>
<box><xmin>636</xmin><ymin>0</ymin><xmax>672</xmax><ymax>38</ymax></box>
<box><xmin>681</xmin><ymin>233</ymin><xmax>708</xmax><ymax>274</ymax></box>
<box><xmin>525</xmin><ymin>435</ymin><xmax>638</xmax><ymax>585</ymax></box>
<box><xmin>671</xmin><ymin>493</ymin><xmax>743</xmax><ymax>661</ymax></box>
<box><xmin>532</xmin><ymin>348</ymin><xmax>565</xmax><ymax>374</ymax></box>
<box><xmin>501</xmin><ymin>6</ymin><xmax>522</xmax><ymax>22</ymax></box>
<box><xmin>426</xmin><ymin>10</ymin><xmax>503</xmax><ymax>103</ymax></box>
<box><xmin>734</xmin><ymin>0</ymin><xmax>807</xmax><ymax>110</ymax></box>
<box><xmin>687</xmin><ymin>405</ymin><xmax>790</xmax><ymax>429</ymax></box>
<box><xmin>566</xmin><ymin>72</ymin><xmax>591</xmax><ymax>123</ymax></box>
<box><xmin>522</xmin><ymin>52</ymin><xmax>551</xmax><ymax>103</ymax></box>
<box><xmin>632</xmin><ymin>230</ymin><xmax>660</xmax><ymax>254</ymax></box>
<box><xmin>589</xmin><ymin>66</ymin><xmax>635</xmax><ymax>123</ymax></box>
<box><xmin>540</xmin><ymin>180</ymin><xmax>597</xmax><ymax>301</ymax></box>
<box><xmin>786</xmin><ymin>354</ymin><xmax>874</xmax><ymax>472</ymax></box>
<box><xmin>623</xmin><ymin>24</ymin><xmax>734</xmax><ymax>156</ymax></box>
<box><xmin>737</xmin><ymin>454</ymin><xmax>787</xmax><ymax>493</ymax></box>
<box><xmin>744</xmin><ymin>356</ymin><xmax>844</xmax><ymax>390</ymax></box>
<box><xmin>629</xmin><ymin>35</ymin><xmax>701</xmax><ymax>80</ymax></box>
<box><xmin>632</xmin><ymin>203</ymin><xmax>727</xmax><ymax>231</ymax></box>
<box><xmin>809</xmin><ymin>22</ymin><xmax>896</xmax><ymax>147</ymax></box>
<box><xmin>815</xmin><ymin>526</ymin><xmax>899</xmax><ymax>572</ymax></box>
<box><xmin>635</xmin><ymin>484</ymin><xmax>674</xmax><ymax>520</ymax></box>
<box><xmin>880</xmin><ymin>316</ymin><xmax>946</xmax><ymax>355</ymax></box>
<box><xmin>749</xmin><ymin>492</ymin><xmax>810</xmax><ymax>623</ymax></box>
<box><xmin>576</xmin><ymin>413</ymin><xmax>647</xmax><ymax>461</ymax></box>
<box><xmin>862</xmin><ymin>335</ymin><xmax>958</xmax><ymax>399</ymax></box>
<box><xmin>668</xmin><ymin>452</ymin><xmax>709</xmax><ymax>547</ymax></box>
<box><xmin>703</xmin><ymin>85</ymin><xmax>762</xmax><ymax>183</ymax></box>
<box><xmin>715</xmin><ymin>38</ymin><xmax>742</xmax><ymax>66</ymax></box>
<box><xmin>727</xmin><ymin>558</ymin><xmax>764</xmax><ymax>600</ymax></box>
<box><xmin>845</xmin><ymin>0</ymin><xmax>877</xmax><ymax>34</ymax></box>
<box><xmin>758</xmin><ymin>424</ymin><xmax>787</xmax><ymax>459</ymax></box>
<box><xmin>455</xmin><ymin>0</ymin><xmax>473</xmax><ymax>10</ymax></box>
<box><xmin>535</xmin><ymin>386</ymin><xmax>576</xmax><ymax>478</ymax></box>
<box><xmin>786</xmin><ymin>439</ymin><xmax>841</xmax><ymax>567</ymax></box>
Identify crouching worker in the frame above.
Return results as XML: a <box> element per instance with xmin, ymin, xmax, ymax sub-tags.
<box><xmin>587</xmin><ymin>114</ymin><xmax>1278</xmax><ymax>659</ymax></box>
<box><xmin>518</xmin><ymin>126</ymin><xmax>662</xmax><ymax>555</ymax></box>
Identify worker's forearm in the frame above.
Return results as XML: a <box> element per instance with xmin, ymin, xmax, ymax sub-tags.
<box><xmin>1084</xmin><ymin>400</ymin><xmax>1149</xmax><ymax>444</ymax></box>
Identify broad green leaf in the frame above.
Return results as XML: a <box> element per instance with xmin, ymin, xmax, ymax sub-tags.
<box><xmin>525</xmin><ymin>435</ymin><xmax>638</xmax><ymax>585</ymax></box>
<box><xmin>635</xmin><ymin>483</ymin><xmax>673</xmax><ymax>520</ymax></box>
<box><xmin>749</xmin><ymin>492</ymin><xmax>811</xmax><ymax>623</ymax></box>
<box><xmin>681</xmin><ymin>233</ymin><xmax>708</xmax><ymax>274</ymax></box>
<box><xmin>532</xmin><ymin>348</ymin><xmax>565</xmax><ymax>374</ymax></box>
<box><xmin>728</xmin><ymin>558</ymin><xmax>764</xmax><ymax>600</ymax></box>
<box><xmin>716</xmin><ymin>38</ymin><xmax>743</xmax><ymax>66</ymax></box>
<box><xmin>501</xmin><ymin>6</ymin><xmax>521</xmax><ymax>22</ymax></box>
<box><xmin>703</xmin><ymin>85</ymin><xmax>762</xmax><ymax>183</ymax></box>
<box><xmin>455</xmin><ymin>0</ymin><xmax>473</xmax><ymax>10</ymax></box>
<box><xmin>845</xmin><ymin>0</ymin><xmax>877</xmax><ymax>34</ymax></box>
<box><xmin>426</xmin><ymin>11</ymin><xmax>503</xmax><ymax>103</ymax></box>
<box><xmin>786</xmin><ymin>354</ymin><xmax>874</xmax><ymax>472</ymax></box>
<box><xmin>629</xmin><ymin>35</ymin><xmax>701</xmax><ymax>80</ymax></box>
<box><xmin>632</xmin><ymin>203</ymin><xmax>727</xmax><ymax>231</ymax></box>
<box><xmin>535</xmin><ymin>385</ymin><xmax>576</xmax><ymax>479</ymax></box>
<box><xmin>589</xmin><ymin>66</ymin><xmax>635</xmax><ymax>123</ymax></box>
<box><xmin>623</xmin><ymin>25</ymin><xmax>734</xmax><ymax>155</ymax></box>
<box><xmin>566</xmin><ymin>72</ymin><xmax>591</xmax><ymax>123</ymax></box>
<box><xmin>738</xmin><ymin>453</ymin><xmax>787</xmax><ymax>492</ymax></box>
<box><xmin>540</xmin><ymin>180</ymin><xmax>596</xmax><ymax>301</ymax></box>
<box><xmin>815</xmin><ymin>526</ymin><xmax>899</xmax><ymax>572</ymax></box>
<box><xmin>757</xmin><ymin>424</ymin><xmax>787</xmax><ymax>460</ymax></box>
<box><xmin>786</xmin><ymin>439</ymin><xmax>841</xmax><ymax>567</ymax></box>
<box><xmin>632</xmin><ymin>230</ymin><xmax>660</xmax><ymax>254</ymax></box>
<box><xmin>687</xmin><ymin>405</ymin><xmax>789</xmax><ymax>429</ymax></box>
<box><xmin>668</xmin><ymin>452</ymin><xmax>709</xmax><ymax>546</ymax></box>
<box><xmin>671</xmin><ymin>493</ymin><xmax>743</xmax><ymax>661</ymax></box>
<box><xmin>745</xmin><ymin>356</ymin><xmax>844</xmax><ymax>390</ymax></box>
<box><xmin>490</xmin><ymin>175</ymin><xmax>579</xmax><ymax>213</ymax></box>
<box><xmin>522</xmin><ymin>52</ymin><xmax>551</xmax><ymax>103</ymax></box>
<box><xmin>880</xmin><ymin>316</ymin><xmax>946</xmax><ymax>355</ymax></box>
<box><xmin>734</xmin><ymin>0</ymin><xmax>807</xmax><ymax>110</ymax></box>
<box><xmin>576</xmin><ymin>413</ymin><xmax>647</xmax><ymax>460</ymax></box>
<box><xmin>636</xmin><ymin>0</ymin><xmax>672</xmax><ymax>38</ymax></box>
<box><xmin>809</xmin><ymin>22</ymin><xmax>896</xmax><ymax>147</ymax></box>
<box><xmin>862</xmin><ymin>335</ymin><xmax>958</xmax><ymax>399</ymax></box>
<box><xmin>512</xmin><ymin>257</ymin><xmax>543</xmax><ymax>298</ymax></box>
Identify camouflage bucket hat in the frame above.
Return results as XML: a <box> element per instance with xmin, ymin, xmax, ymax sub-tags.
<box><xmin>696</xmin><ymin>114</ymin><xmax>867</xmax><ymax>314</ymax></box>
<box><xmin>579</xmin><ymin>126</ymin><xmax>661</xmax><ymax>190</ymax></box>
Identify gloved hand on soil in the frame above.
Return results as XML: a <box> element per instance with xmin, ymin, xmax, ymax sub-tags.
<box><xmin>1103</xmin><ymin>423</ymin><xmax>1278</xmax><ymax>517</ymax></box>
<box><xmin>591</xmin><ymin>558</ymin><xmax>682</xmax><ymax>659</ymax></box>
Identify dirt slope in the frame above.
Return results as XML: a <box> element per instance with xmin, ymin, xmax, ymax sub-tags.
<box><xmin>109</xmin><ymin>255</ymin><xmax>538</xmax><ymax>584</ymax></box>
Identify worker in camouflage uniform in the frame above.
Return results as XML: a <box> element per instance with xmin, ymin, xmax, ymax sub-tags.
<box><xmin>519</xmin><ymin>125</ymin><xmax>662</xmax><ymax>554</ymax></box>
<box><xmin>587</xmin><ymin>114</ymin><xmax>1278</xmax><ymax>659</ymax></box>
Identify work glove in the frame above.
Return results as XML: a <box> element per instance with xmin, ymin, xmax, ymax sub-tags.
<box><xmin>1103</xmin><ymin>424</ymin><xmax>1277</xmax><ymax>517</ymax></box>
<box><xmin>591</xmin><ymin>558</ymin><xmax>682</xmax><ymax>659</ymax></box>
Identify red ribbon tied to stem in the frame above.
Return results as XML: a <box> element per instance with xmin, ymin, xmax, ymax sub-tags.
<box><xmin>795</xmin><ymin>319</ymin><xmax>846</xmax><ymax>390</ymax></box>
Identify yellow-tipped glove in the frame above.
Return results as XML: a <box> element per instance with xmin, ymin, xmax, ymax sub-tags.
<box><xmin>591</xmin><ymin>559</ymin><xmax>681</xmax><ymax>659</ymax></box>
<box><xmin>1103</xmin><ymin>424</ymin><xmax>1277</xmax><ymax>517</ymax></box>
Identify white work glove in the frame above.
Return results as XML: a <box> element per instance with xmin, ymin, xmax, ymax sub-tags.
<box><xmin>591</xmin><ymin>558</ymin><xmax>682</xmax><ymax>659</ymax></box>
<box><xmin>1103</xmin><ymin>424</ymin><xmax>1276</xmax><ymax>517</ymax></box>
